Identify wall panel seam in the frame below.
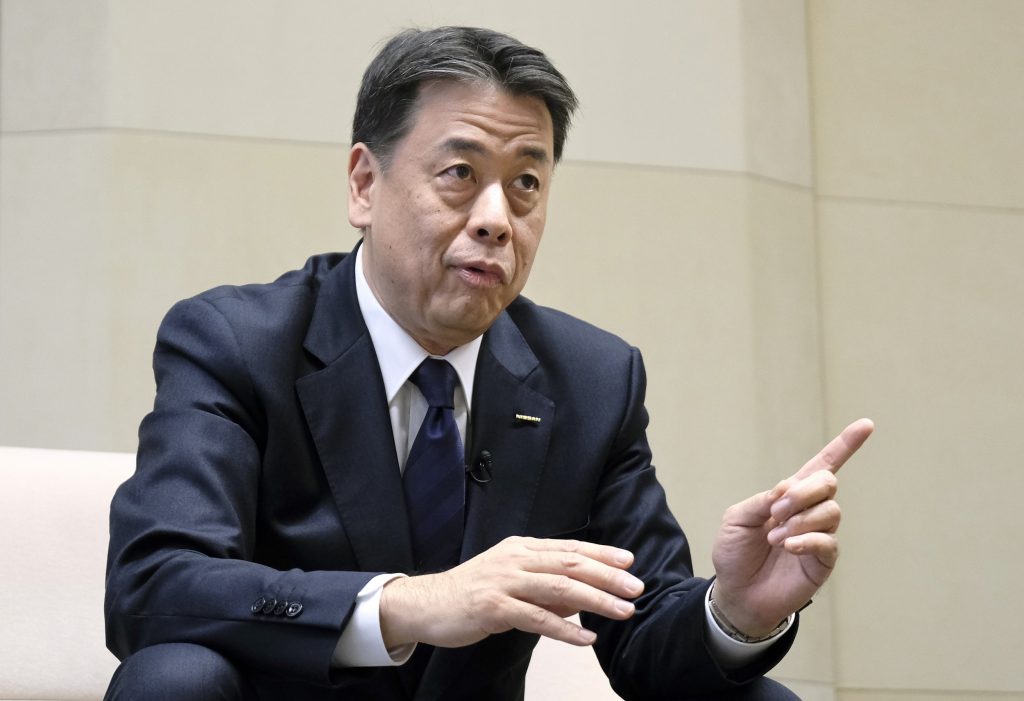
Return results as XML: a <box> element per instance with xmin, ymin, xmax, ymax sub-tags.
<box><xmin>816</xmin><ymin>193</ymin><xmax>1024</xmax><ymax>216</ymax></box>
<box><xmin>563</xmin><ymin>160</ymin><xmax>813</xmax><ymax>192</ymax></box>
<box><xmin>0</xmin><ymin>127</ymin><xmax>816</xmax><ymax>191</ymax></box>
<box><xmin>837</xmin><ymin>686</ymin><xmax>1023</xmax><ymax>698</ymax></box>
<box><xmin>0</xmin><ymin>126</ymin><xmax>344</xmax><ymax>150</ymax></box>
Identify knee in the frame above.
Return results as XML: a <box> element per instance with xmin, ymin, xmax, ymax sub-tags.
<box><xmin>689</xmin><ymin>677</ymin><xmax>799</xmax><ymax>701</ymax></box>
<box><xmin>725</xmin><ymin>677</ymin><xmax>800</xmax><ymax>701</ymax></box>
<box><xmin>105</xmin><ymin>643</ymin><xmax>254</xmax><ymax>701</ymax></box>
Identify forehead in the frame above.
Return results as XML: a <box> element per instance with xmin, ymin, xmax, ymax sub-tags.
<box><xmin>397</xmin><ymin>80</ymin><xmax>555</xmax><ymax>162</ymax></box>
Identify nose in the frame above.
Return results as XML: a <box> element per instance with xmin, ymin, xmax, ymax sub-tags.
<box><xmin>468</xmin><ymin>182</ymin><xmax>511</xmax><ymax>244</ymax></box>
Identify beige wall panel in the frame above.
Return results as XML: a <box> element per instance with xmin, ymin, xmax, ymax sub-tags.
<box><xmin>102</xmin><ymin>0</ymin><xmax>747</xmax><ymax>172</ymax></box>
<box><xmin>0</xmin><ymin>0</ymin><xmax>109</xmax><ymax>130</ymax></box>
<box><xmin>104</xmin><ymin>0</ymin><xmax>357</xmax><ymax>143</ymax></box>
<box><xmin>818</xmin><ymin>199</ymin><xmax>1024</xmax><ymax>693</ymax></box>
<box><xmin>740</xmin><ymin>0</ymin><xmax>813</xmax><ymax>187</ymax></box>
<box><xmin>809</xmin><ymin>0</ymin><xmax>1024</xmax><ymax>209</ymax></box>
<box><xmin>0</xmin><ymin>133</ymin><xmax>116</xmax><ymax>450</ymax></box>
<box><xmin>86</xmin><ymin>0</ymin><xmax>795</xmax><ymax>179</ymax></box>
<box><xmin>104</xmin><ymin>132</ymin><xmax>350</xmax><ymax>452</ymax></box>
<box><xmin>1</xmin><ymin>131</ymin><xmax>348</xmax><ymax>452</ymax></box>
<box><xmin>746</xmin><ymin>180</ymin><xmax>824</xmax><ymax>479</ymax></box>
<box><xmin>3</xmin><ymin>0</ymin><xmax>813</xmax><ymax>181</ymax></box>
<box><xmin>536</xmin><ymin>0</ymin><xmax>750</xmax><ymax>174</ymax></box>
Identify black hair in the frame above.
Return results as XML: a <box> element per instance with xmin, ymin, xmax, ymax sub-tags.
<box><xmin>352</xmin><ymin>26</ymin><xmax>578</xmax><ymax>166</ymax></box>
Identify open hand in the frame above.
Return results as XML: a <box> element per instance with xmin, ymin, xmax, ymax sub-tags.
<box><xmin>380</xmin><ymin>536</ymin><xmax>644</xmax><ymax>649</ymax></box>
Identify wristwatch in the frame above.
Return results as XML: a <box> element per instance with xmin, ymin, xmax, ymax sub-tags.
<box><xmin>707</xmin><ymin>583</ymin><xmax>792</xmax><ymax>644</ymax></box>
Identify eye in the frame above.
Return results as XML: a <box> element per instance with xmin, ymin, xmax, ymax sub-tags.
<box><xmin>513</xmin><ymin>173</ymin><xmax>540</xmax><ymax>191</ymax></box>
<box><xmin>444</xmin><ymin>163</ymin><xmax>474</xmax><ymax>181</ymax></box>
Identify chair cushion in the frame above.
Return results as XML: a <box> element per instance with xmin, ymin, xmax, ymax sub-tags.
<box><xmin>0</xmin><ymin>446</ymin><xmax>133</xmax><ymax>700</ymax></box>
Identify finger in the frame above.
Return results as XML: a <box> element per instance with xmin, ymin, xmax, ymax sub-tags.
<box><xmin>768</xmin><ymin>499</ymin><xmax>841</xmax><ymax>546</ymax></box>
<box><xmin>545</xmin><ymin>603</ymin><xmax>579</xmax><ymax>619</ymax></box>
<box><xmin>721</xmin><ymin>475</ymin><xmax>794</xmax><ymax>527</ymax></box>
<box><xmin>793</xmin><ymin>418</ymin><xmax>874</xmax><ymax>480</ymax></box>
<box><xmin>512</xmin><ymin>571</ymin><xmax>637</xmax><ymax>621</ymax></box>
<box><xmin>782</xmin><ymin>531</ymin><xmax>839</xmax><ymax>570</ymax></box>
<box><xmin>770</xmin><ymin>469</ymin><xmax>839</xmax><ymax>523</ymax></box>
<box><xmin>519</xmin><ymin>549</ymin><xmax>645</xmax><ymax>600</ymax></box>
<box><xmin>520</xmin><ymin>537</ymin><xmax>635</xmax><ymax>569</ymax></box>
<box><xmin>494</xmin><ymin>598</ymin><xmax>599</xmax><ymax>646</ymax></box>
<box><xmin>721</xmin><ymin>492</ymin><xmax>772</xmax><ymax>528</ymax></box>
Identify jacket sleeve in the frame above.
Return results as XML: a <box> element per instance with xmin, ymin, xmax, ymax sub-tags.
<box><xmin>104</xmin><ymin>296</ymin><xmax>376</xmax><ymax>686</ymax></box>
<box><xmin>582</xmin><ymin>348</ymin><xmax>797</xmax><ymax>700</ymax></box>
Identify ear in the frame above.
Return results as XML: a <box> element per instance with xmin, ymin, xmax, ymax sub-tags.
<box><xmin>348</xmin><ymin>143</ymin><xmax>379</xmax><ymax>230</ymax></box>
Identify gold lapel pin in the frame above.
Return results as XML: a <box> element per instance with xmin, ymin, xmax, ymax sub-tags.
<box><xmin>514</xmin><ymin>413</ymin><xmax>542</xmax><ymax>424</ymax></box>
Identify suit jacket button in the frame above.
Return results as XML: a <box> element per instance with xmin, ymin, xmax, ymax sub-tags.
<box><xmin>261</xmin><ymin>597</ymin><xmax>278</xmax><ymax>615</ymax></box>
<box><xmin>272</xmin><ymin>600</ymin><xmax>288</xmax><ymax>616</ymax></box>
<box><xmin>251</xmin><ymin>596</ymin><xmax>267</xmax><ymax>615</ymax></box>
<box><xmin>285</xmin><ymin>602</ymin><xmax>303</xmax><ymax>618</ymax></box>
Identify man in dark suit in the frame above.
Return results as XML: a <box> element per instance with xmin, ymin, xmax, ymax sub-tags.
<box><xmin>104</xmin><ymin>27</ymin><xmax>872</xmax><ymax>700</ymax></box>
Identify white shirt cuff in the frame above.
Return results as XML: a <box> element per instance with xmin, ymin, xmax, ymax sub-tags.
<box><xmin>332</xmin><ymin>573</ymin><xmax>417</xmax><ymax>667</ymax></box>
<box><xmin>703</xmin><ymin>586</ymin><xmax>794</xmax><ymax>669</ymax></box>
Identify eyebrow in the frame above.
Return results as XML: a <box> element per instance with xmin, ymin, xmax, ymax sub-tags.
<box><xmin>440</xmin><ymin>137</ymin><xmax>549</xmax><ymax>165</ymax></box>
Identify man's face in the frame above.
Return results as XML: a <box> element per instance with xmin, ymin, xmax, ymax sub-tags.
<box><xmin>348</xmin><ymin>80</ymin><xmax>555</xmax><ymax>354</ymax></box>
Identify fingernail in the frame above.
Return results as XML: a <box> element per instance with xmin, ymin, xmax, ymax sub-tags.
<box><xmin>768</xmin><ymin>526</ymin><xmax>786</xmax><ymax>544</ymax></box>
<box><xmin>622</xmin><ymin>573</ymin><xmax>643</xmax><ymax>594</ymax></box>
<box><xmin>614</xmin><ymin>549</ymin><xmax>632</xmax><ymax>566</ymax></box>
<box><xmin>614</xmin><ymin>599</ymin><xmax>635</xmax><ymax>615</ymax></box>
<box><xmin>579</xmin><ymin>629</ymin><xmax>597</xmax><ymax>644</ymax></box>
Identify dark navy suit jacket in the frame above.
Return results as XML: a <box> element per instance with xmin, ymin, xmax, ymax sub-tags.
<box><xmin>105</xmin><ymin>250</ymin><xmax>794</xmax><ymax>700</ymax></box>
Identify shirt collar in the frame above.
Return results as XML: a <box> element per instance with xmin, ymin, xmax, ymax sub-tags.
<box><xmin>354</xmin><ymin>246</ymin><xmax>481</xmax><ymax>407</ymax></box>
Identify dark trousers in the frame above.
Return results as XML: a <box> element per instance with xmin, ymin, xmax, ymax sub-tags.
<box><xmin>695</xmin><ymin>677</ymin><xmax>801</xmax><ymax>700</ymax></box>
<box><xmin>104</xmin><ymin>643</ymin><xmax>259</xmax><ymax>701</ymax></box>
<box><xmin>104</xmin><ymin>643</ymin><xmax>799</xmax><ymax>701</ymax></box>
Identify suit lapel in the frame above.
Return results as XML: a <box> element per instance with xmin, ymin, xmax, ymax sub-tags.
<box><xmin>419</xmin><ymin>309</ymin><xmax>556</xmax><ymax>700</ymax></box>
<box><xmin>295</xmin><ymin>250</ymin><xmax>415</xmax><ymax>574</ymax></box>
<box><xmin>461</xmin><ymin>310</ymin><xmax>555</xmax><ymax>559</ymax></box>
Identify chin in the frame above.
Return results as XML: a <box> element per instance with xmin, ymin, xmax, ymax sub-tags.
<box><xmin>437</xmin><ymin>313</ymin><xmax>499</xmax><ymax>344</ymax></box>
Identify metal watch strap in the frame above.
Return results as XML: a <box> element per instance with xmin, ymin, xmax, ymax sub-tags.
<box><xmin>708</xmin><ymin>583</ymin><xmax>790</xmax><ymax>644</ymax></box>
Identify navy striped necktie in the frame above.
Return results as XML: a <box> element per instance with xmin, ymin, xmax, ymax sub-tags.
<box><xmin>403</xmin><ymin>358</ymin><xmax>465</xmax><ymax>573</ymax></box>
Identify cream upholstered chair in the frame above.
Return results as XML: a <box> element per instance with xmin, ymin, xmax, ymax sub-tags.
<box><xmin>0</xmin><ymin>446</ymin><xmax>617</xmax><ymax>700</ymax></box>
<box><xmin>0</xmin><ymin>446</ymin><xmax>129</xmax><ymax>700</ymax></box>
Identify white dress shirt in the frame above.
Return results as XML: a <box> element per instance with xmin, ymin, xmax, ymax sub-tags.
<box><xmin>332</xmin><ymin>246</ymin><xmax>789</xmax><ymax>670</ymax></box>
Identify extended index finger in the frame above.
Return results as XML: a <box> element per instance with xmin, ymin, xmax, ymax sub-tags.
<box><xmin>793</xmin><ymin>418</ymin><xmax>874</xmax><ymax>480</ymax></box>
